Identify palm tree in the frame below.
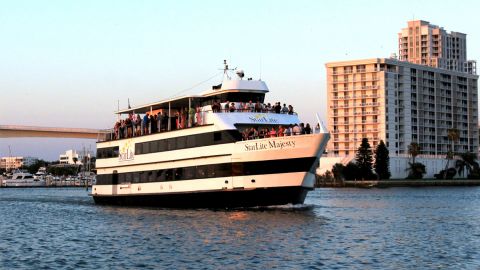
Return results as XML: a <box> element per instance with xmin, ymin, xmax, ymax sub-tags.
<box><xmin>406</xmin><ymin>162</ymin><xmax>426</xmax><ymax>179</ymax></box>
<box><xmin>447</xmin><ymin>128</ymin><xmax>460</xmax><ymax>152</ymax></box>
<box><xmin>456</xmin><ymin>152</ymin><xmax>478</xmax><ymax>178</ymax></box>
<box><xmin>444</xmin><ymin>128</ymin><xmax>460</xmax><ymax>179</ymax></box>
<box><xmin>408</xmin><ymin>142</ymin><xmax>420</xmax><ymax>164</ymax></box>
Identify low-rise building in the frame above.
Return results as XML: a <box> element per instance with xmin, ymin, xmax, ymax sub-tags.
<box><xmin>59</xmin><ymin>150</ymin><xmax>82</xmax><ymax>165</ymax></box>
<box><xmin>0</xmin><ymin>157</ymin><xmax>24</xmax><ymax>171</ymax></box>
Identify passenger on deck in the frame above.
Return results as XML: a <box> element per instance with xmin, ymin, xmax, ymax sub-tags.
<box><xmin>229</xmin><ymin>102</ymin><xmax>236</xmax><ymax>112</ymax></box>
<box><xmin>305</xmin><ymin>123</ymin><xmax>312</xmax><ymax>134</ymax></box>
<box><xmin>315</xmin><ymin>123</ymin><xmax>320</xmax><ymax>134</ymax></box>
<box><xmin>120</xmin><ymin>120</ymin><xmax>126</xmax><ymax>139</ymax></box>
<box><xmin>292</xmin><ymin>124</ymin><xmax>301</xmax><ymax>135</ymax></box>
<box><xmin>195</xmin><ymin>107</ymin><xmax>201</xmax><ymax>126</ymax></box>
<box><xmin>254</xmin><ymin>101</ymin><xmax>262</xmax><ymax>112</ymax></box>
<box><xmin>269</xmin><ymin>127</ymin><xmax>276</xmax><ymax>137</ymax></box>
<box><xmin>284</xmin><ymin>125</ymin><xmax>292</xmax><ymax>136</ymax></box>
<box><xmin>182</xmin><ymin>108</ymin><xmax>187</xmax><ymax>128</ymax></box>
<box><xmin>212</xmin><ymin>100</ymin><xmax>220</xmax><ymax>112</ymax></box>
<box><xmin>150</xmin><ymin>114</ymin><xmax>157</xmax><ymax>133</ymax></box>
<box><xmin>222</xmin><ymin>101</ymin><xmax>228</xmax><ymax>113</ymax></box>
<box><xmin>265</xmin><ymin>103</ymin><xmax>272</xmax><ymax>113</ymax></box>
<box><xmin>277</xmin><ymin>125</ymin><xmax>285</xmax><ymax>137</ymax></box>
<box><xmin>247</xmin><ymin>100</ymin><xmax>254</xmax><ymax>112</ymax></box>
<box><xmin>288</xmin><ymin>105</ymin><xmax>294</xmax><ymax>115</ymax></box>
<box><xmin>274</xmin><ymin>102</ymin><xmax>281</xmax><ymax>114</ymax></box>
<box><xmin>281</xmin><ymin>104</ymin><xmax>289</xmax><ymax>114</ymax></box>
<box><xmin>299</xmin><ymin>123</ymin><xmax>305</xmax><ymax>134</ymax></box>
<box><xmin>135</xmin><ymin>114</ymin><xmax>141</xmax><ymax>136</ymax></box>
<box><xmin>189</xmin><ymin>107</ymin><xmax>195</xmax><ymax>127</ymax></box>
<box><xmin>143</xmin><ymin>113</ymin><xmax>150</xmax><ymax>135</ymax></box>
<box><xmin>126</xmin><ymin>117</ymin><xmax>132</xmax><ymax>138</ymax></box>
<box><xmin>114</xmin><ymin>121</ymin><xmax>120</xmax><ymax>139</ymax></box>
<box><xmin>242</xmin><ymin>129</ymin><xmax>248</xmax><ymax>140</ymax></box>
<box><xmin>162</xmin><ymin>112</ymin><xmax>169</xmax><ymax>131</ymax></box>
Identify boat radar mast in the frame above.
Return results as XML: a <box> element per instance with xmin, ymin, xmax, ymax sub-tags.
<box><xmin>222</xmin><ymin>60</ymin><xmax>237</xmax><ymax>80</ymax></box>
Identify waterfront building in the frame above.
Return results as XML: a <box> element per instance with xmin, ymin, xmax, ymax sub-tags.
<box><xmin>326</xmin><ymin>58</ymin><xmax>478</xmax><ymax>158</ymax></box>
<box><xmin>23</xmin><ymin>156</ymin><xmax>39</xmax><ymax>167</ymax></box>
<box><xmin>320</xmin><ymin>20</ymin><xmax>479</xmax><ymax>178</ymax></box>
<box><xmin>398</xmin><ymin>20</ymin><xmax>476</xmax><ymax>74</ymax></box>
<box><xmin>59</xmin><ymin>150</ymin><xmax>82</xmax><ymax>165</ymax></box>
<box><xmin>0</xmin><ymin>157</ymin><xmax>24</xmax><ymax>171</ymax></box>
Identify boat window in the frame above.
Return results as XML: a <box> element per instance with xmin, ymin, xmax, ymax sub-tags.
<box><xmin>196</xmin><ymin>166</ymin><xmax>206</xmax><ymax>178</ymax></box>
<box><xmin>133</xmin><ymin>172</ymin><xmax>140</xmax><ymax>183</ymax></box>
<box><xmin>186</xmin><ymin>136</ymin><xmax>196</xmax><ymax>148</ymax></box>
<box><xmin>216</xmin><ymin>163</ymin><xmax>231</xmax><ymax>178</ymax></box>
<box><xmin>213</xmin><ymin>132</ymin><xmax>222</xmax><ymax>141</ymax></box>
<box><xmin>167</xmin><ymin>139</ymin><xmax>175</xmax><ymax>151</ymax></box>
<box><xmin>158</xmin><ymin>140</ymin><xmax>167</xmax><ymax>152</ymax></box>
<box><xmin>150</xmin><ymin>141</ymin><xmax>158</xmax><ymax>153</ymax></box>
<box><xmin>141</xmin><ymin>171</ymin><xmax>148</xmax><ymax>182</ymax></box>
<box><xmin>113</xmin><ymin>147</ymin><xmax>119</xmax><ymax>157</ymax></box>
<box><xmin>143</xmin><ymin>142</ymin><xmax>150</xmax><ymax>154</ymax></box>
<box><xmin>164</xmin><ymin>169</ymin><xmax>174</xmax><ymax>181</ymax></box>
<box><xmin>176</xmin><ymin>137</ymin><xmax>186</xmax><ymax>149</ymax></box>
<box><xmin>118</xmin><ymin>173</ymin><xmax>126</xmax><ymax>184</ymax></box>
<box><xmin>135</xmin><ymin>144</ymin><xmax>142</xmax><ymax>155</ymax></box>
<box><xmin>174</xmin><ymin>168</ymin><xmax>183</xmax><ymax>180</ymax></box>
<box><xmin>148</xmin><ymin>171</ymin><xmax>155</xmax><ymax>182</ymax></box>
<box><xmin>156</xmin><ymin>170</ymin><xmax>165</xmax><ymax>181</ymax></box>
<box><xmin>206</xmin><ymin>165</ymin><xmax>216</xmax><ymax>178</ymax></box>
<box><xmin>183</xmin><ymin>167</ymin><xmax>195</xmax><ymax>180</ymax></box>
<box><xmin>125</xmin><ymin>172</ymin><xmax>133</xmax><ymax>183</ymax></box>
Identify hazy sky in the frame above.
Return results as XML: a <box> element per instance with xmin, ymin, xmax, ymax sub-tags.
<box><xmin>1</xmin><ymin>0</ymin><xmax>479</xmax><ymax>160</ymax></box>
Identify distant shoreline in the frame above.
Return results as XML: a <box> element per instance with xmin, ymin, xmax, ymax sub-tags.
<box><xmin>316</xmin><ymin>179</ymin><xmax>480</xmax><ymax>188</ymax></box>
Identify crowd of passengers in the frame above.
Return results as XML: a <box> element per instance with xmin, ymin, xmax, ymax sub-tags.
<box><xmin>113</xmin><ymin>109</ymin><xmax>199</xmax><ymax>140</ymax></box>
<box><xmin>112</xmin><ymin>100</ymin><xmax>297</xmax><ymax>140</ymax></box>
<box><xmin>212</xmin><ymin>100</ymin><xmax>295</xmax><ymax>114</ymax></box>
<box><xmin>241</xmin><ymin>123</ymin><xmax>321</xmax><ymax>140</ymax></box>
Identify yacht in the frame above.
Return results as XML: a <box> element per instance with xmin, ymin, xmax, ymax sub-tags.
<box><xmin>2</xmin><ymin>171</ymin><xmax>47</xmax><ymax>187</ymax></box>
<box><xmin>92</xmin><ymin>62</ymin><xmax>330</xmax><ymax>208</ymax></box>
<box><xmin>34</xmin><ymin>167</ymin><xmax>47</xmax><ymax>180</ymax></box>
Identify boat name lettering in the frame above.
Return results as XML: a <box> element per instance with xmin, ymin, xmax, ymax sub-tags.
<box><xmin>119</xmin><ymin>139</ymin><xmax>135</xmax><ymax>162</ymax></box>
<box><xmin>244</xmin><ymin>140</ymin><xmax>296</xmax><ymax>151</ymax></box>
<box><xmin>248</xmin><ymin>114</ymin><xmax>279</xmax><ymax>124</ymax></box>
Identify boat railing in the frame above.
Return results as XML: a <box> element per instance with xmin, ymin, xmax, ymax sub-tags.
<box><xmin>100</xmin><ymin>108</ymin><xmax>299</xmax><ymax>142</ymax></box>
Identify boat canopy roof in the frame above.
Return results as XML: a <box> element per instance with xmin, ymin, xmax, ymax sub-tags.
<box><xmin>117</xmin><ymin>79</ymin><xmax>269</xmax><ymax>115</ymax></box>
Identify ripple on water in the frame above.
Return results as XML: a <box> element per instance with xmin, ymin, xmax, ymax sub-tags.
<box><xmin>1</xmin><ymin>187</ymin><xmax>480</xmax><ymax>269</ymax></box>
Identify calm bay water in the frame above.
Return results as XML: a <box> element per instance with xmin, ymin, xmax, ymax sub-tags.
<box><xmin>1</xmin><ymin>187</ymin><xmax>480</xmax><ymax>269</ymax></box>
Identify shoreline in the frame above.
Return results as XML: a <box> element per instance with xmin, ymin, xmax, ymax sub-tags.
<box><xmin>316</xmin><ymin>179</ymin><xmax>480</xmax><ymax>188</ymax></box>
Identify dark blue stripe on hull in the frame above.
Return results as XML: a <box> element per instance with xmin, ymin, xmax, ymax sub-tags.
<box><xmin>92</xmin><ymin>187</ymin><xmax>309</xmax><ymax>208</ymax></box>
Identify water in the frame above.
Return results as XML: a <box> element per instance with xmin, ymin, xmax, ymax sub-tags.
<box><xmin>1</xmin><ymin>187</ymin><xmax>480</xmax><ymax>269</ymax></box>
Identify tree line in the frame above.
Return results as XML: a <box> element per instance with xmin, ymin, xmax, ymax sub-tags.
<box><xmin>319</xmin><ymin>131</ymin><xmax>480</xmax><ymax>182</ymax></box>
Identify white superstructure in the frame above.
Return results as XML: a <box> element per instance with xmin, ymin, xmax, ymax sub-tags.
<box><xmin>1</xmin><ymin>171</ymin><xmax>46</xmax><ymax>187</ymax></box>
<box><xmin>92</xmin><ymin>62</ymin><xmax>330</xmax><ymax>208</ymax></box>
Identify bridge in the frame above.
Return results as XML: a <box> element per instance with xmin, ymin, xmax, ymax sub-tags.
<box><xmin>0</xmin><ymin>125</ymin><xmax>110</xmax><ymax>140</ymax></box>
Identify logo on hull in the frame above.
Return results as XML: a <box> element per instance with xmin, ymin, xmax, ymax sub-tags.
<box><xmin>119</xmin><ymin>139</ymin><xmax>135</xmax><ymax>162</ymax></box>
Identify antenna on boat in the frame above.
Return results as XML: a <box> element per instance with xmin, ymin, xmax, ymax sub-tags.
<box><xmin>222</xmin><ymin>60</ymin><xmax>236</xmax><ymax>80</ymax></box>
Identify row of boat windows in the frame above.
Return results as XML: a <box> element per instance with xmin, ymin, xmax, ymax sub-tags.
<box><xmin>95</xmin><ymin>157</ymin><xmax>317</xmax><ymax>185</ymax></box>
<box><xmin>97</xmin><ymin>130</ymin><xmax>242</xmax><ymax>159</ymax></box>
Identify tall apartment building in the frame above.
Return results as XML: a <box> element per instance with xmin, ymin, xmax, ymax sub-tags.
<box><xmin>398</xmin><ymin>20</ymin><xmax>476</xmax><ymax>74</ymax></box>
<box><xmin>326</xmin><ymin>58</ymin><xmax>478</xmax><ymax>156</ymax></box>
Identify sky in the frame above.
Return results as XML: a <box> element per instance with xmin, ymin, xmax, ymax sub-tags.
<box><xmin>1</xmin><ymin>0</ymin><xmax>480</xmax><ymax>161</ymax></box>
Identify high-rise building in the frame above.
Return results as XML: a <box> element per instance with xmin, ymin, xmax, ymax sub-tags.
<box><xmin>326</xmin><ymin>58</ymin><xmax>478</xmax><ymax>157</ymax></box>
<box><xmin>398</xmin><ymin>20</ymin><xmax>476</xmax><ymax>74</ymax></box>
